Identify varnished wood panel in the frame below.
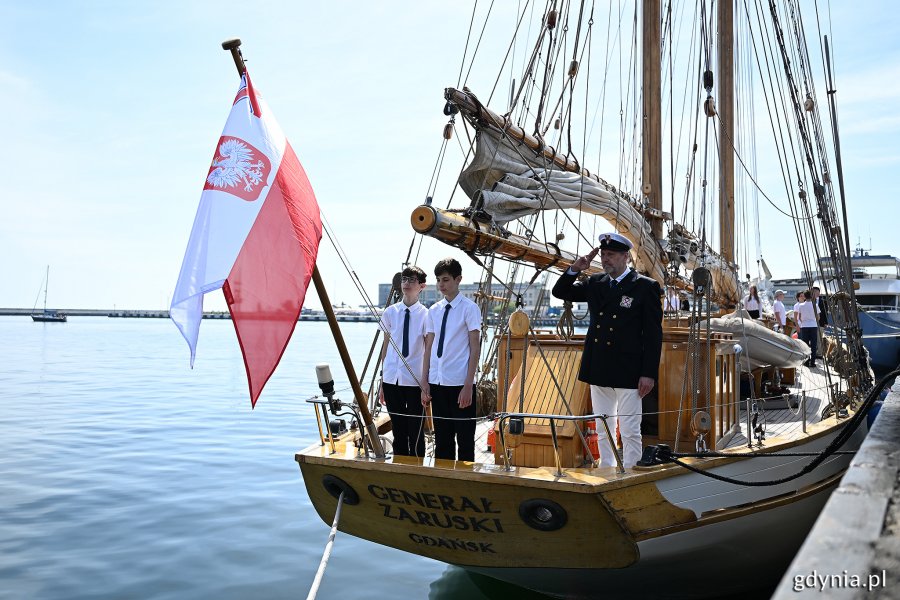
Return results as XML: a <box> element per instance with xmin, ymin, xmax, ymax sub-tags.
<box><xmin>495</xmin><ymin>339</ymin><xmax>591</xmax><ymax>468</ymax></box>
<box><xmin>300</xmin><ymin>462</ymin><xmax>638</xmax><ymax>569</ymax></box>
<box><xmin>656</xmin><ymin>328</ymin><xmax>738</xmax><ymax>452</ymax></box>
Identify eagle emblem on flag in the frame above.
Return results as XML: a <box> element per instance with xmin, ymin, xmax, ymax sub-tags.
<box><xmin>204</xmin><ymin>136</ymin><xmax>272</xmax><ymax>201</ymax></box>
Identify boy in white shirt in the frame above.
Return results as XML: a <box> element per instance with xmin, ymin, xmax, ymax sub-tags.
<box><xmin>421</xmin><ymin>258</ymin><xmax>482</xmax><ymax>462</ymax></box>
<box><xmin>379</xmin><ymin>266</ymin><xmax>428</xmax><ymax>457</ymax></box>
<box><xmin>773</xmin><ymin>290</ymin><xmax>787</xmax><ymax>333</ymax></box>
<box><xmin>795</xmin><ymin>290</ymin><xmax>819</xmax><ymax>367</ymax></box>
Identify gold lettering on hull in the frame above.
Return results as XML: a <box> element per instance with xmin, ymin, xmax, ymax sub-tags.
<box><xmin>409</xmin><ymin>533</ymin><xmax>496</xmax><ymax>553</ymax></box>
<box><xmin>367</xmin><ymin>484</ymin><xmax>506</xmax><ymax>544</ymax></box>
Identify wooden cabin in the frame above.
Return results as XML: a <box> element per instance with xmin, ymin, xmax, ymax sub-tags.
<box><xmin>493</xmin><ymin>325</ymin><xmax>740</xmax><ymax>468</ymax></box>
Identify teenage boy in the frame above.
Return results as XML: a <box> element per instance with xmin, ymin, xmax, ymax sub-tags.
<box><xmin>773</xmin><ymin>290</ymin><xmax>787</xmax><ymax>333</ymax></box>
<box><xmin>421</xmin><ymin>258</ymin><xmax>482</xmax><ymax>462</ymax></box>
<box><xmin>379</xmin><ymin>266</ymin><xmax>428</xmax><ymax>457</ymax></box>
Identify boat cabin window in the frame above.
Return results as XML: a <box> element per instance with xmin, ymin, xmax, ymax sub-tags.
<box><xmin>856</xmin><ymin>295</ymin><xmax>898</xmax><ymax>309</ymax></box>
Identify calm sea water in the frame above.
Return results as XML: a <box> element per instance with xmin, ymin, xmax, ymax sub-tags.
<box><xmin>0</xmin><ymin>316</ymin><xmax>551</xmax><ymax>600</ymax></box>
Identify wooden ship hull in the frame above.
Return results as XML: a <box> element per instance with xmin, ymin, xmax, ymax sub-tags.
<box><xmin>295</xmin><ymin>328</ymin><xmax>868</xmax><ymax>598</ymax></box>
<box><xmin>290</xmin><ymin>0</ymin><xmax>876</xmax><ymax>594</ymax></box>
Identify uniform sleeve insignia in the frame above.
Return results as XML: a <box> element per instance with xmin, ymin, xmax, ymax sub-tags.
<box><xmin>620</xmin><ymin>296</ymin><xmax>633</xmax><ymax>308</ymax></box>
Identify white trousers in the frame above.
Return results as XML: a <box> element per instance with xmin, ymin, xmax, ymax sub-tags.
<box><xmin>590</xmin><ymin>385</ymin><xmax>643</xmax><ymax>468</ymax></box>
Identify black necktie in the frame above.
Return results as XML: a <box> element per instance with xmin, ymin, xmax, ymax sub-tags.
<box><xmin>437</xmin><ymin>304</ymin><xmax>451</xmax><ymax>358</ymax></box>
<box><xmin>402</xmin><ymin>308</ymin><xmax>410</xmax><ymax>357</ymax></box>
<box><xmin>610</xmin><ymin>278</ymin><xmax>618</xmax><ymax>288</ymax></box>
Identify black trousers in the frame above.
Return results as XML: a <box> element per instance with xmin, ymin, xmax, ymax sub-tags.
<box><xmin>800</xmin><ymin>327</ymin><xmax>818</xmax><ymax>367</ymax></box>
<box><xmin>747</xmin><ymin>309</ymin><xmax>760</xmax><ymax>319</ymax></box>
<box><xmin>382</xmin><ymin>382</ymin><xmax>426</xmax><ymax>457</ymax></box>
<box><xmin>430</xmin><ymin>384</ymin><xmax>476</xmax><ymax>462</ymax></box>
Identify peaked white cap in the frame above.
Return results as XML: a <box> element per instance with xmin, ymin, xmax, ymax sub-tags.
<box><xmin>598</xmin><ymin>232</ymin><xmax>633</xmax><ymax>251</ymax></box>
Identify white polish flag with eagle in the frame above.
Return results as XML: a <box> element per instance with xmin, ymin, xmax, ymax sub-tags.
<box><xmin>171</xmin><ymin>71</ymin><xmax>322</xmax><ymax>407</ymax></box>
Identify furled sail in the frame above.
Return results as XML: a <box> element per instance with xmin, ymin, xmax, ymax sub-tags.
<box><xmin>448</xmin><ymin>87</ymin><xmax>740</xmax><ymax>306</ymax></box>
<box><xmin>458</xmin><ymin>121</ymin><xmax>666</xmax><ymax>285</ymax></box>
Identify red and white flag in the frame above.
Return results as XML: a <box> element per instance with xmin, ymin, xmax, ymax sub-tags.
<box><xmin>171</xmin><ymin>71</ymin><xmax>322</xmax><ymax>407</ymax></box>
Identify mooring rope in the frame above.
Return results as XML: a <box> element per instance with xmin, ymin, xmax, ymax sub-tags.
<box><xmin>306</xmin><ymin>491</ymin><xmax>345</xmax><ymax>600</ymax></box>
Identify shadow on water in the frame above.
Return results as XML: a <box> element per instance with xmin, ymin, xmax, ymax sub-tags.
<box><xmin>428</xmin><ymin>567</ymin><xmax>553</xmax><ymax>599</ymax></box>
<box><xmin>427</xmin><ymin>566</ymin><xmax>777</xmax><ymax>600</ymax></box>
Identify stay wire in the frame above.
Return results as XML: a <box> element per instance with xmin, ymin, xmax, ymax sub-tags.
<box><xmin>456</xmin><ymin>0</ymin><xmax>480</xmax><ymax>89</ymax></box>
<box><xmin>320</xmin><ymin>215</ymin><xmax>426</xmax><ymax>392</ymax></box>
<box><xmin>462</xmin><ymin>0</ymin><xmax>498</xmax><ymax>88</ymax></box>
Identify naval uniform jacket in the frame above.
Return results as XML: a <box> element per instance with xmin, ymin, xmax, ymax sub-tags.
<box><xmin>552</xmin><ymin>269</ymin><xmax>663</xmax><ymax>389</ymax></box>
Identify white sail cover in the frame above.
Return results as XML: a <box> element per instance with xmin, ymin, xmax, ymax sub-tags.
<box><xmin>459</xmin><ymin>127</ymin><xmax>741</xmax><ymax>303</ymax></box>
<box><xmin>459</xmin><ymin>128</ymin><xmax>666</xmax><ymax>282</ymax></box>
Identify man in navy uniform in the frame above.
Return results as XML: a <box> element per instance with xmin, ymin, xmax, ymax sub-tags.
<box><xmin>552</xmin><ymin>232</ymin><xmax>663</xmax><ymax>468</ymax></box>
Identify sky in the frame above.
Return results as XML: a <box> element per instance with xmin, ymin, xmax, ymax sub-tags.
<box><xmin>1</xmin><ymin>1</ymin><xmax>898</xmax><ymax>313</ymax></box>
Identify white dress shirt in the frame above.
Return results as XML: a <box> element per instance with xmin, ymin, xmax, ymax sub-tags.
<box><xmin>773</xmin><ymin>300</ymin><xmax>786</xmax><ymax>326</ymax></box>
<box><xmin>380</xmin><ymin>301</ymin><xmax>427</xmax><ymax>386</ymax></box>
<box><xmin>796</xmin><ymin>301</ymin><xmax>817</xmax><ymax>328</ymax></box>
<box><xmin>664</xmin><ymin>289</ymin><xmax>680</xmax><ymax>311</ymax></box>
<box><xmin>426</xmin><ymin>294</ymin><xmax>482</xmax><ymax>386</ymax></box>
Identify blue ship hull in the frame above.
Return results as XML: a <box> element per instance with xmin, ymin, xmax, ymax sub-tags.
<box><xmin>858</xmin><ymin>310</ymin><xmax>900</xmax><ymax>374</ymax></box>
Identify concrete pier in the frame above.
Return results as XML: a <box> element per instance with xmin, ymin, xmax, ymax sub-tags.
<box><xmin>2</xmin><ymin>307</ymin><xmax>565</xmax><ymax>327</ymax></box>
<box><xmin>0</xmin><ymin>308</ymin><xmax>371</xmax><ymax>321</ymax></box>
<box><xmin>772</xmin><ymin>377</ymin><xmax>900</xmax><ymax>599</ymax></box>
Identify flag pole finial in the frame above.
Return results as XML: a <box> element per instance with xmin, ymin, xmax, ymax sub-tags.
<box><xmin>222</xmin><ymin>38</ymin><xmax>247</xmax><ymax>76</ymax></box>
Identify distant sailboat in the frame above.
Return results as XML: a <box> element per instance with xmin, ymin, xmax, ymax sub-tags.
<box><xmin>31</xmin><ymin>266</ymin><xmax>67</xmax><ymax>323</ymax></box>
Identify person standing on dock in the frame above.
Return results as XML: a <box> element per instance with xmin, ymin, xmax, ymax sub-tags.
<box><xmin>551</xmin><ymin>233</ymin><xmax>663</xmax><ymax>469</ymax></box>
<box><xmin>421</xmin><ymin>258</ymin><xmax>482</xmax><ymax>462</ymax></box>
<box><xmin>379</xmin><ymin>266</ymin><xmax>429</xmax><ymax>457</ymax></box>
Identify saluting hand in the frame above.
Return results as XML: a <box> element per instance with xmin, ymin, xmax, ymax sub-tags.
<box><xmin>570</xmin><ymin>247</ymin><xmax>599</xmax><ymax>273</ymax></box>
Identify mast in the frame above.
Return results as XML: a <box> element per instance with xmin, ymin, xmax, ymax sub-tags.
<box><xmin>43</xmin><ymin>265</ymin><xmax>49</xmax><ymax>311</ymax></box>
<box><xmin>221</xmin><ymin>39</ymin><xmax>385</xmax><ymax>458</ymax></box>
<box><xmin>717</xmin><ymin>0</ymin><xmax>735</xmax><ymax>265</ymax></box>
<box><xmin>642</xmin><ymin>0</ymin><xmax>663</xmax><ymax>240</ymax></box>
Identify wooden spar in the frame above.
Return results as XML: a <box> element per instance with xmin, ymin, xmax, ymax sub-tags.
<box><xmin>311</xmin><ymin>269</ymin><xmax>385</xmax><ymax>457</ymax></box>
<box><xmin>717</xmin><ymin>0</ymin><xmax>735</xmax><ymax>265</ymax></box>
<box><xmin>220</xmin><ymin>39</ymin><xmax>384</xmax><ymax>457</ymax></box>
<box><xmin>642</xmin><ymin>0</ymin><xmax>663</xmax><ymax>240</ymax></box>
<box><xmin>221</xmin><ymin>39</ymin><xmax>247</xmax><ymax>76</ymax></box>
<box><xmin>411</xmin><ymin>204</ymin><xmax>606</xmax><ymax>277</ymax></box>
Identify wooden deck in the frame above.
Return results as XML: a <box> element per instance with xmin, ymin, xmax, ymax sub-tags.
<box><xmin>379</xmin><ymin>362</ymin><xmax>844</xmax><ymax>466</ymax></box>
<box><xmin>724</xmin><ymin>362</ymin><xmax>836</xmax><ymax>451</ymax></box>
